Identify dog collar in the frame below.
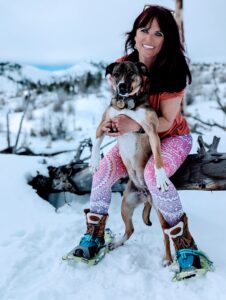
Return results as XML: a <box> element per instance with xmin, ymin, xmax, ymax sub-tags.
<box><xmin>116</xmin><ymin>98</ymin><xmax>135</xmax><ymax>109</ymax></box>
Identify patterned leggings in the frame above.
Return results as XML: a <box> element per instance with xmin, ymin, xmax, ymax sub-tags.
<box><xmin>90</xmin><ymin>134</ymin><xmax>192</xmax><ymax>226</ymax></box>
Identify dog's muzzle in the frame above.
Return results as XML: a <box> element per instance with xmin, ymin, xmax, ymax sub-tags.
<box><xmin>118</xmin><ymin>82</ymin><xmax>129</xmax><ymax>97</ymax></box>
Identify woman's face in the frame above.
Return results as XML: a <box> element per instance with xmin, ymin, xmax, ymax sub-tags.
<box><xmin>134</xmin><ymin>18</ymin><xmax>164</xmax><ymax>68</ymax></box>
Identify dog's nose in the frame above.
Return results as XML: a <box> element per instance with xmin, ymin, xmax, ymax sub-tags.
<box><xmin>118</xmin><ymin>83</ymin><xmax>128</xmax><ymax>95</ymax></box>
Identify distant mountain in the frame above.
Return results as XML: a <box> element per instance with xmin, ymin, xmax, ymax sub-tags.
<box><xmin>0</xmin><ymin>61</ymin><xmax>105</xmax><ymax>96</ymax></box>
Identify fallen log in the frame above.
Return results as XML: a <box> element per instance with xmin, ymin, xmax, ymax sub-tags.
<box><xmin>171</xmin><ymin>135</ymin><xmax>226</xmax><ymax>190</ymax></box>
<box><xmin>29</xmin><ymin>135</ymin><xmax>226</xmax><ymax>209</ymax></box>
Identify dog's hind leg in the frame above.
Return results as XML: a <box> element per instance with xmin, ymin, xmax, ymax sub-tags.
<box><xmin>142</xmin><ymin>200</ymin><xmax>152</xmax><ymax>226</ymax></box>
<box><xmin>109</xmin><ymin>180</ymin><xmax>145</xmax><ymax>249</ymax></box>
<box><xmin>109</xmin><ymin>192</ymin><xmax>136</xmax><ymax>249</ymax></box>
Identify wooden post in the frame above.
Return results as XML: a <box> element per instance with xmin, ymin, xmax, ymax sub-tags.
<box><xmin>175</xmin><ymin>0</ymin><xmax>184</xmax><ymax>45</ymax></box>
<box><xmin>174</xmin><ymin>0</ymin><xmax>187</xmax><ymax>114</ymax></box>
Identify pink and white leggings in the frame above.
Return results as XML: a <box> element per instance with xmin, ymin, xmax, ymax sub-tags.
<box><xmin>90</xmin><ymin>134</ymin><xmax>192</xmax><ymax>226</ymax></box>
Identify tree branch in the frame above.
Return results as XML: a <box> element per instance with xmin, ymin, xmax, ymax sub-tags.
<box><xmin>185</xmin><ymin>113</ymin><xmax>226</xmax><ymax>131</ymax></box>
<box><xmin>212</xmin><ymin>67</ymin><xmax>226</xmax><ymax>115</ymax></box>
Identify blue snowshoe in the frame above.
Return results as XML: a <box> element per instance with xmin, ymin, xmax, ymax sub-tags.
<box><xmin>161</xmin><ymin>213</ymin><xmax>214</xmax><ymax>281</ymax></box>
<box><xmin>62</xmin><ymin>209</ymin><xmax>113</xmax><ymax>265</ymax></box>
<box><xmin>172</xmin><ymin>248</ymin><xmax>214</xmax><ymax>281</ymax></box>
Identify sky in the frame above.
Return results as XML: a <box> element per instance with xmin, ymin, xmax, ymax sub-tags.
<box><xmin>0</xmin><ymin>0</ymin><xmax>226</xmax><ymax>65</ymax></box>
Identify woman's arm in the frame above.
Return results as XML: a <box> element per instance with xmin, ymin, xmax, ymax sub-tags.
<box><xmin>157</xmin><ymin>96</ymin><xmax>182</xmax><ymax>133</ymax></box>
<box><xmin>103</xmin><ymin>96</ymin><xmax>183</xmax><ymax>136</ymax></box>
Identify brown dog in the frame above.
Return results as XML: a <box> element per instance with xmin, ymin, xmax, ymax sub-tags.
<box><xmin>89</xmin><ymin>61</ymin><xmax>173</xmax><ymax>265</ymax></box>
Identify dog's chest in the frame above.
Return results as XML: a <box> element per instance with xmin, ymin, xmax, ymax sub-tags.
<box><xmin>108</xmin><ymin>107</ymin><xmax>146</xmax><ymax>124</ymax></box>
<box><xmin>108</xmin><ymin>107</ymin><xmax>146</xmax><ymax>163</ymax></box>
<box><xmin>118</xmin><ymin>133</ymin><xmax>138</xmax><ymax>162</ymax></box>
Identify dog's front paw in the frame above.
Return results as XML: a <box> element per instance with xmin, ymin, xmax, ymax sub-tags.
<box><xmin>154</xmin><ymin>166</ymin><xmax>171</xmax><ymax>192</ymax></box>
<box><xmin>89</xmin><ymin>152</ymin><xmax>100</xmax><ymax>173</ymax></box>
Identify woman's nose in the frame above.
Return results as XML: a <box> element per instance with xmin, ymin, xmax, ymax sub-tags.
<box><xmin>145</xmin><ymin>33</ymin><xmax>154</xmax><ymax>42</ymax></box>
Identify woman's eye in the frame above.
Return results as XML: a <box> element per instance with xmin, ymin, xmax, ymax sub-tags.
<box><xmin>155</xmin><ymin>31</ymin><xmax>164</xmax><ymax>37</ymax></box>
<box><xmin>140</xmin><ymin>28</ymin><xmax>149</xmax><ymax>34</ymax></box>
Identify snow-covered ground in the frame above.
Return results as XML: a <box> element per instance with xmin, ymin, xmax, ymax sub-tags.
<box><xmin>1</xmin><ymin>63</ymin><xmax>226</xmax><ymax>300</ymax></box>
<box><xmin>1</xmin><ymin>145</ymin><xmax>226</xmax><ymax>300</ymax></box>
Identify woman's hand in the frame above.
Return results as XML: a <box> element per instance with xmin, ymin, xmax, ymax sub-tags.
<box><xmin>105</xmin><ymin>115</ymin><xmax>141</xmax><ymax>137</ymax></box>
<box><xmin>101</xmin><ymin>120</ymin><xmax>114</xmax><ymax>133</ymax></box>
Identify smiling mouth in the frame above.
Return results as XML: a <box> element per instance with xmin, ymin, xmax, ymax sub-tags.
<box><xmin>143</xmin><ymin>44</ymin><xmax>154</xmax><ymax>49</ymax></box>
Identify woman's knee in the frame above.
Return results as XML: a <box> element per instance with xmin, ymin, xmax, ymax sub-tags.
<box><xmin>92</xmin><ymin>155</ymin><xmax>110</xmax><ymax>179</ymax></box>
<box><xmin>94</xmin><ymin>145</ymin><xmax>121</xmax><ymax>176</ymax></box>
<box><xmin>92</xmin><ymin>144</ymin><xmax>127</xmax><ymax>187</ymax></box>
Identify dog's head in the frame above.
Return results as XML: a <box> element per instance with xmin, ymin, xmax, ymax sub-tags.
<box><xmin>105</xmin><ymin>61</ymin><xmax>149</xmax><ymax>97</ymax></box>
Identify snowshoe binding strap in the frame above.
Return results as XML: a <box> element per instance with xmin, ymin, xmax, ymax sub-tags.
<box><xmin>176</xmin><ymin>249</ymin><xmax>213</xmax><ymax>270</ymax></box>
<box><xmin>73</xmin><ymin>234</ymin><xmax>104</xmax><ymax>259</ymax></box>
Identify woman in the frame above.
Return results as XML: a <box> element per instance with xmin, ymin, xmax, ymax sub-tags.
<box><xmin>73</xmin><ymin>5</ymin><xmax>209</xmax><ymax>276</ymax></box>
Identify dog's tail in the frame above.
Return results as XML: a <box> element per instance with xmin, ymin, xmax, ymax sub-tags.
<box><xmin>142</xmin><ymin>201</ymin><xmax>152</xmax><ymax>226</ymax></box>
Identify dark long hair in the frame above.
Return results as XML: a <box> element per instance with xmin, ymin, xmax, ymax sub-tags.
<box><xmin>124</xmin><ymin>5</ymin><xmax>192</xmax><ymax>94</ymax></box>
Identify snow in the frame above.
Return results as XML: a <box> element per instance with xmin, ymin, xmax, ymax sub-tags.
<box><xmin>1</xmin><ymin>152</ymin><xmax>226</xmax><ymax>300</ymax></box>
<box><xmin>54</xmin><ymin>62</ymin><xmax>101</xmax><ymax>77</ymax></box>
<box><xmin>0</xmin><ymin>76</ymin><xmax>18</xmax><ymax>95</ymax></box>
<box><xmin>21</xmin><ymin>62</ymin><xmax>99</xmax><ymax>83</ymax></box>
<box><xmin>1</xmin><ymin>63</ymin><xmax>226</xmax><ymax>300</ymax></box>
<box><xmin>21</xmin><ymin>66</ymin><xmax>53</xmax><ymax>83</ymax></box>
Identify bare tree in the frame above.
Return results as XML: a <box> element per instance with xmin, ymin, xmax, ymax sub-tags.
<box><xmin>6</xmin><ymin>110</ymin><xmax>11</xmax><ymax>148</ymax></box>
<box><xmin>185</xmin><ymin>66</ymin><xmax>226</xmax><ymax>132</ymax></box>
<box><xmin>13</xmin><ymin>91</ymin><xmax>31</xmax><ymax>153</ymax></box>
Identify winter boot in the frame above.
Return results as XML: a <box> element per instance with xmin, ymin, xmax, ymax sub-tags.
<box><xmin>73</xmin><ymin>209</ymin><xmax>108</xmax><ymax>259</ymax></box>
<box><xmin>162</xmin><ymin>213</ymin><xmax>202</xmax><ymax>272</ymax></box>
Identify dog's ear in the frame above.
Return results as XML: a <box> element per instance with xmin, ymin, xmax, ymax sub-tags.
<box><xmin>105</xmin><ymin>62</ymin><xmax>119</xmax><ymax>77</ymax></box>
<box><xmin>135</xmin><ymin>62</ymin><xmax>149</xmax><ymax>77</ymax></box>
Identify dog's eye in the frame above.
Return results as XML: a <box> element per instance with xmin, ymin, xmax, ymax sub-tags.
<box><xmin>113</xmin><ymin>72</ymin><xmax>120</xmax><ymax>78</ymax></box>
<box><xmin>127</xmin><ymin>71</ymin><xmax>134</xmax><ymax>77</ymax></box>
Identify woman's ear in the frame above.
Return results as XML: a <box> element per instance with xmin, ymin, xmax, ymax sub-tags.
<box><xmin>105</xmin><ymin>62</ymin><xmax>119</xmax><ymax>77</ymax></box>
<box><xmin>135</xmin><ymin>62</ymin><xmax>149</xmax><ymax>77</ymax></box>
